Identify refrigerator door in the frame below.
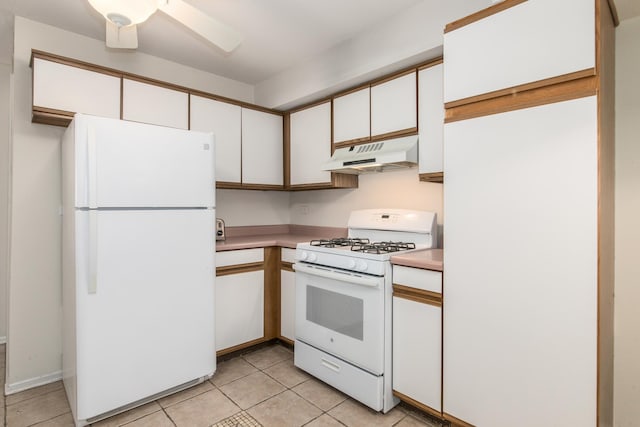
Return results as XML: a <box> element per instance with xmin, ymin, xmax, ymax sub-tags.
<box><xmin>74</xmin><ymin>208</ymin><xmax>215</xmax><ymax>420</ymax></box>
<box><xmin>72</xmin><ymin>114</ymin><xmax>214</xmax><ymax>208</ymax></box>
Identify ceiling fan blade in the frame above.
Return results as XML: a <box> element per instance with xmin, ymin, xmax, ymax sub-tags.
<box><xmin>157</xmin><ymin>0</ymin><xmax>243</xmax><ymax>53</ymax></box>
<box><xmin>105</xmin><ymin>21</ymin><xmax>138</xmax><ymax>49</ymax></box>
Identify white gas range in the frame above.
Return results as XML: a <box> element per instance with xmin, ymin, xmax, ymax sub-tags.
<box><xmin>293</xmin><ymin>209</ymin><xmax>437</xmax><ymax>413</ymax></box>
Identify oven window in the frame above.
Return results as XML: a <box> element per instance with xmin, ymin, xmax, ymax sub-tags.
<box><xmin>306</xmin><ymin>286</ymin><xmax>364</xmax><ymax>341</ymax></box>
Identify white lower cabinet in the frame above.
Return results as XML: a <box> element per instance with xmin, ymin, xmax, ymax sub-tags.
<box><xmin>215</xmin><ymin>270</ymin><xmax>264</xmax><ymax>352</ymax></box>
<box><xmin>392</xmin><ymin>296</ymin><xmax>442</xmax><ymax>413</ymax></box>
<box><xmin>280</xmin><ymin>269</ymin><xmax>295</xmax><ymax>341</ymax></box>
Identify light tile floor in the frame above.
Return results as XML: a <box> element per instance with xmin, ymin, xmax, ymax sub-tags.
<box><xmin>2</xmin><ymin>343</ymin><xmax>445</xmax><ymax>427</ymax></box>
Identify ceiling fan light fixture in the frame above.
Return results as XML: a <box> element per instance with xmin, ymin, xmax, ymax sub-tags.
<box><xmin>88</xmin><ymin>0</ymin><xmax>159</xmax><ymax>26</ymax></box>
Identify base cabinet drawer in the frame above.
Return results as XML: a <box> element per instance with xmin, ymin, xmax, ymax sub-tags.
<box><xmin>215</xmin><ymin>270</ymin><xmax>264</xmax><ymax>351</ymax></box>
<box><xmin>392</xmin><ymin>296</ymin><xmax>442</xmax><ymax>413</ymax></box>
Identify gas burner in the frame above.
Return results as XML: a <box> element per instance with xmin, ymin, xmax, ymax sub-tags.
<box><xmin>310</xmin><ymin>238</ymin><xmax>370</xmax><ymax>248</ymax></box>
<box><xmin>351</xmin><ymin>241</ymin><xmax>416</xmax><ymax>254</ymax></box>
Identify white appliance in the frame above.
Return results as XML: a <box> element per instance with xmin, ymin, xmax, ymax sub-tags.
<box><xmin>61</xmin><ymin>114</ymin><xmax>216</xmax><ymax>426</ymax></box>
<box><xmin>294</xmin><ymin>209</ymin><xmax>437</xmax><ymax>413</ymax></box>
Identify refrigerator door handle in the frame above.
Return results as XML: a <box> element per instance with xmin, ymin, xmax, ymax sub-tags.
<box><xmin>87</xmin><ymin>125</ymin><xmax>98</xmax><ymax>209</ymax></box>
<box><xmin>88</xmin><ymin>209</ymin><xmax>98</xmax><ymax>294</ymax></box>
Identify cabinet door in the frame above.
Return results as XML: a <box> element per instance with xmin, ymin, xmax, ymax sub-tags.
<box><xmin>418</xmin><ymin>64</ymin><xmax>444</xmax><ymax>175</ymax></box>
<box><xmin>393</xmin><ymin>296</ymin><xmax>441</xmax><ymax>413</ymax></box>
<box><xmin>443</xmin><ymin>0</ymin><xmax>595</xmax><ymax>104</ymax></box>
<box><xmin>290</xmin><ymin>102</ymin><xmax>332</xmax><ymax>186</ymax></box>
<box><xmin>333</xmin><ymin>87</ymin><xmax>370</xmax><ymax>145</ymax></box>
<box><xmin>241</xmin><ymin>109</ymin><xmax>283</xmax><ymax>186</ymax></box>
<box><xmin>443</xmin><ymin>97</ymin><xmax>598</xmax><ymax>426</ymax></box>
<box><xmin>122</xmin><ymin>79</ymin><xmax>188</xmax><ymax>129</ymax></box>
<box><xmin>33</xmin><ymin>58</ymin><xmax>120</xmax><ymax>118</ymax></box>
<box><xmin>370</xmin><ymin>71</ymin><xmax>417</xmax><ymax>138</ymax></box>
<box><xmin>215</xmin><ymin>270</ymin><xmax>264</xmax><ymax>351</ymax></box>
<box><xmin>280</xmin><ymin>269</ymin><xmax>295</xmax><ymax>341</ymax></box>
<box><xmin>190</xmin><ymin>96</ymin><xmax>241</xmax><ymax>183</ymax></box>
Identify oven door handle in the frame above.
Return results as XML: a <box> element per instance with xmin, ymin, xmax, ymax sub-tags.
<box><xmin>293</xmin><ymin>263</ymin><xmax>380</xmax><ymax>288</ymax></box>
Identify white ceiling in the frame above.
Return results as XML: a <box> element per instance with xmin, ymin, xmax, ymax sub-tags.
<box><xmin>0</xmin><ymin>0</ymin><xmax>637</xmax><ymax>85</ymax></box>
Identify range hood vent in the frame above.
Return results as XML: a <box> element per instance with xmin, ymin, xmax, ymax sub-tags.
<box><xmin>322</xmin><ymin>135</ymin><xmax>418</xmax><ymax>174</ymax></box>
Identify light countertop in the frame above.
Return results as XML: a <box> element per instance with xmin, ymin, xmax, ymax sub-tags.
<box><xmin>390</xmin><ymin>248</ymin><xmax>443</xmax><ymax>271</ymax></box>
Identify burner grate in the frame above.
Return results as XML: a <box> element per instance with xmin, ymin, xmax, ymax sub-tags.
<box><xmin>310</xmin><ymin>237</ymin><xmax>370</xmax><ymax>248</ymax></box>
<box><xmin>351</xmin><ymin>241</ymin><xmax>416</xmax><ymax>254</ymax></box>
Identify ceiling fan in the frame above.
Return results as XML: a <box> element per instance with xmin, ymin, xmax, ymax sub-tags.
<box><xmin>87</xmin><ymin>0</ymin><xmax>243</xmax><ymax>53</ymax></box>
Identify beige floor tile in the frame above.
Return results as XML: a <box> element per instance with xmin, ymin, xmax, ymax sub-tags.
<box><xmin>6</xmin><ymin>389</ymin><xmax>71</xmax><ymax>427</ymax></box>
<box><xmin>123</xmin><ymin>410</ymin><xmax>175</xmax><ymax>427</ymax></box>
<box><xmin>164</xmin><ymin>388</ymin><xmax>239</xmax><ymax>427</ymax></box>
<box><xmin>292</xmin><ymin>379</ymin><xmax>347</xmax><ymax>412</ymax></box>
<box><xmin>247</xmin><ymin>390</ymin><xmax>322</xmax><ymax>427</ymax></box>
<box><xmin>328</xmin><ymin>399</ymin><xmax>405</xmax><ymax>427</ymax></box>
<box><xmin>32</xmin><ymin>412</ymin><xmax>74</xmax><ymax>426</ymax></box>
<box><xmin>157</xmin><ymin>380</ymin><xmax>214</xmax><ymax>408</ymax></box>
<box><xmin>303</xmin><ymin>413</ymin><xmax>344</xmax><ymax>427</ymax></box>
<box><xmin>263</xmin><ymin>359</ymin><xmax>310</xmax><ymax>388</ymax></box>
<box><xmin>91</xmin><ymin>402</ymin><xmax>161</xmax><ymax>427</ymax></box>
<box><xmin>211</xmin><ymin>357</ymin><xmax>259</xmax><ymax>387</ymax></box>
<box><xmin>6</xmin><ymin>381</ymin><xmax>64</xmax><ymax>406</ymax></box>
<box><xmin>243</xmin><ymin>345</ymin><xmax>292</xmax><ymax>370</ymax></box>
<box><xmin>219</xmin><ymin>371</ymin><xmax>286</xmax><ymax>410</ymax></box>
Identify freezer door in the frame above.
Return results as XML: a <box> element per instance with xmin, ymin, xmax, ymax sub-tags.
<box><xmin>72</xmin><ymin>114</ymin><xmax>214</xmax><ymax>208</ymax></box>
<box><xmin>74</xmin><ymin>209</ymin><xmax>215</xmax><ymax>420</ymax></box>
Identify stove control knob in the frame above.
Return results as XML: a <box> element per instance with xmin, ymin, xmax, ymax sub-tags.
<box><xmin>300</xmin><ymin>251</ymin><xmax>308</xmax><ymax>260</ymax></box>
<box><xmin>347</xmin><ymin>259</ymin><xmax>356</xmax><ymax>269</ymax></box>
<box><xmin>308</xmin><ymin>253</ymin><xmax>318</xmax><ymax>262</ymax></box>
<box><xmin>356</xmin><ymin>260</ymin><xmax>368</xmax><ymax>271</ymax></box>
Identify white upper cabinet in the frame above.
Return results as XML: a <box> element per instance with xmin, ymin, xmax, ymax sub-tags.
<box><xmin>333</xmin><ymin>87</ymin><xmax>370</xmax><ymax>144</ymax></box>
<box><xmin>32</xmin><ymin>57</ymin><xmax>120</xmax><ymax>119</ymax></box>
<box><xmin>418</xmin><ymin>63</ymin><xmax>444</xmax><ymax>176</ymax></box>
<box><xmin>122</xmin><ymin>78</ymin><xmax>188</xmax><ymax>129</ymax></box>
<box><xmin>290</xmin><ymin>102</ymin><xmax>332</xmax><ymax>186</ymax></box>
<box><xmin>241</xmin><ymin>108</ymin><xmax>283</xmax><ymax>186</ymax></box>
<box><xmin>443</xmin><ymin>0</ymin><xmax>595</xmax><ymax>103</ymax></box>
<box><xmin>370</xmin><ymin>71</ymin><xmax>417</xmax><ymax>138</ymax></box>
<box><xmin>190</xmin><ymin>96</ymin><xmax>242</xmax><ymax>183</ymax></box>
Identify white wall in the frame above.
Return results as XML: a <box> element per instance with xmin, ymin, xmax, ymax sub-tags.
<box><xmin>0</xmin><ymin>63</ymin><xmax>10</xmax><ymax>342</ymax></box>
<box><xmin>6</xmin><ymin>17</ymin><xmax>255</xmax><ymax>392</ymax></box>
<box><xmin>217</xmin><ymin>189</ymin><xmax>290</xmax><ymax>226</ymax></box>
<box><xmin>614</xmin><ymin>15</ymin><xmax>640</xmax><ymax>427</ymax></box>
<box><xmin>255</xmin><ymin>0</ymin><xmax>491</xmax><ymax>109</ymax></box>
<box><xmin>290</xmin><ymin>169</ymin><xmax>443</xmax><ymax>245</ymax></box>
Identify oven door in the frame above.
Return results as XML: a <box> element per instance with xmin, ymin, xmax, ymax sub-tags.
<box><xmin>294</xmin><ymin>261</ymin><xmax>385</xmax><ymax>375</ymax></box>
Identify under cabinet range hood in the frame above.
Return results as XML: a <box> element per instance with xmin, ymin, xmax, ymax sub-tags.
<box><xmin>322</xmin><ymin>135</ymin><xmax>418</xmax><ymax>174</ymax></box>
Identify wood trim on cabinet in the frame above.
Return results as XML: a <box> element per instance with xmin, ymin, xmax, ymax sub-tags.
<box><xmin>393</xmin><ymin>284</ymin><xmax>442</xmax><ymax>307</ymax></box>
<box><xmin>444</xmin><ymin>0</ymin><xmax>527</xmax><ymax>33</ymax></box>
<box><xmin>32</xmin><ymin>107</ymin><xmax>75</xmax><ymax>127</ymax></box>
<box><xmin>216</xmin><ymin>262</ymin><xmax>264</xmax><ymax>276</ymax></box>
<box><xmin>444</xmin><ymin>68</ymin><xmax>596</xmax><ymax>110</ymax></box>
<box><xmin>370</xmin><ymin>127</ymin><xmax>418</xmax><ymax>142</ymax></box>
<box><xmin>393</xmin><ymin>390</ymin><xmax>442</xmax><ymax>419</ymax></box>
<box><xmin>419</xmin><ymin>172</ymin><xmax>444</xmax><ymax>183</ymax></box>
<box><xmin>443</xmin><ymin>412</ymin><xmax>476</xmax><ymax>427</ymax></box>
<box><xmin>263</xmin><ymin>248</ymin><xmax>280</xmax><ymax>341</ymax></box>
<box><xmin>123</xmin><ymin>74</ymin><xmax>190</xmax><ymax>94</ymax></box>
<box><xmin>333</xmin><ymin>136</ymin><xmax>372</xmax><ymax>147</ymax></box>
<box><xmin>605</xmin><ymin>0</ymin><xmax>620</xmax><ymax>27</ymax></box>
<box><xmin>281</xmin><ymin>262</ymin><xmax>294</xmax><ymax>272</ymax></box>
<box><xmin>370</xmin><ymin>68</ymin><xmax>416</xmax><ymax>88</ymax></box>
<box><xmin>216</xmin><ymin>337</ymin><xmax>268</xmax><ymax>357</ymax></box>
<box><xmin>278</xmin><ymin>336</ymin><xmax>294</xmax><ymax>346</ymax></box>
<box><xmin>596</xmin><ymin>0</ymin><xmax>616</xmax><ymax>424</ymax></box>
<box><xmin>31</xmin><ymin>50</ymin><xmax>122</xmax><ymax>77</ymax></box>
<box><xmin>445</xmin><ymin>74</ymin><xmax>597</xmax><ymax>123</ymax></box>
<box><xmin>417</xmin><ymin>57</ymin><xmax>444</xmax><ymax>71</ymax></box>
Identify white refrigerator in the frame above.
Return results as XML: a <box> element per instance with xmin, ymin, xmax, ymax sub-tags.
<box><xmin>61</xmin><ymin>114</ymin><xmax>216</xmax><ymax>426</ymax></box>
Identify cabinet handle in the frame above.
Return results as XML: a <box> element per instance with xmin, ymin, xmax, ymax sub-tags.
<box><xmin>321</xmin><ymin>358</ymin><xmax>341</xmax><ymax>373</ymax></box>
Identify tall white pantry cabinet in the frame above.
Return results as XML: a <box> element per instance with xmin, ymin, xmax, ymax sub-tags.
<box><xmin>441</xmin><ymin>1</ymin><xmax>615</xmax><ymax>426</ymax></box>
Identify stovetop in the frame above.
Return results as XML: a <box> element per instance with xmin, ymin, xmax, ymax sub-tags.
<box><xmin>310</xmin><ymin>238</ymin><xmax>417</xmax><ymax>254</ymax></box>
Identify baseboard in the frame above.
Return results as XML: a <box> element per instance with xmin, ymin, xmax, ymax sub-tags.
<box><xmin>5</xmin><ymin>370</ymin><xmax>63</xmax><ymax>395</ymax></box>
